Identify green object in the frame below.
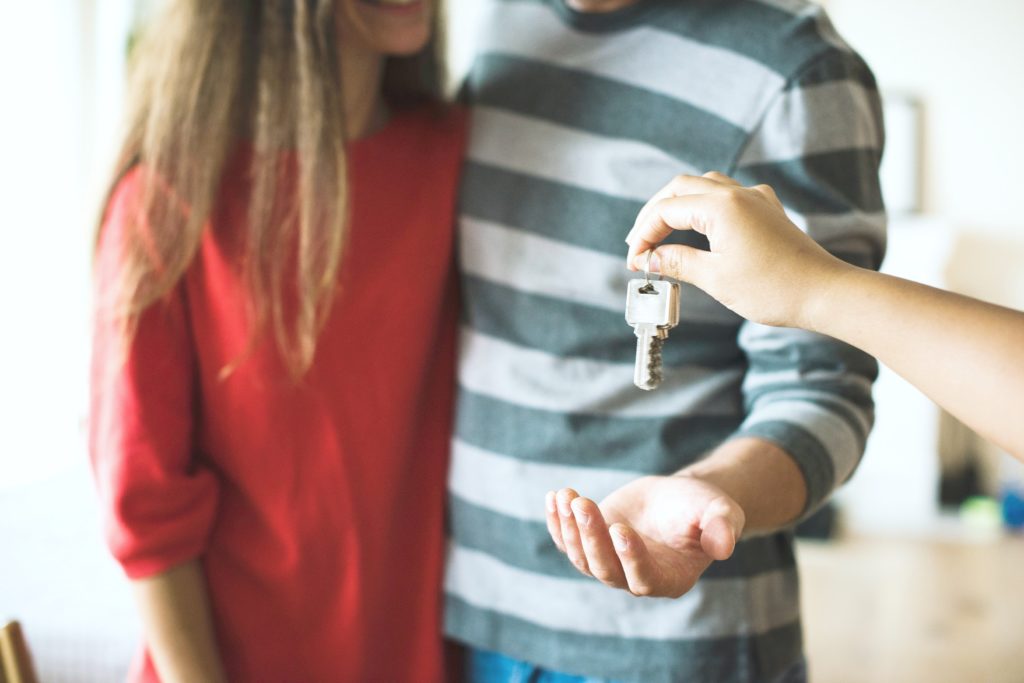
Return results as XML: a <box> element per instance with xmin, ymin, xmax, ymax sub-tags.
<box><xmin>960</xmin><ymin>496</ymin><xmax>1003</xmax><ymax>530</ymax></box>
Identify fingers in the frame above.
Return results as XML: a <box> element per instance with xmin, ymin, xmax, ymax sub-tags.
<box><xmin>570</xmin><ymin>497</ymin><xmax>627</xmax><ymax>589</ymax></box>
<box><xmin>625</xmin><ymin>193</ymin><xmax>721</xmax><ymax>266</ymax></box>
<box><xmin>626</xmin><ymin>172</ymin><xmax>767</xmax><ymax>272</ymax></box>
<box><xmin>701</xmin><ymin>516</ymin><xmax>737</xmax><ymax>561</ymax></box>
<box><xmin>631</xmin><ymin>244</ymin><xmax>711</xmax><ymax>286</ymax></box>
<box><xmin>608</xmin><ymin>523</ymin><xmax>663</xmax><ymax>597</ymax></box>
<box><xmin>698</xmin><ymin>496</ymin><xmax>745</xmax><ymax>561</ymax></box>
<box><xmin>556</xmin><ymin>489</ymin><xmax>590</xmax><ymax>576</ymax></box>
<box><xmin>548</xmin><ymin>489</ymin><xmax>685</xmax><ymax>598</ymax></box>
<box><xmin>545</xmin><ymin>490</ymin><xmax>565</xmax><ymax>552</ymax></box>
<box><xmin>549</xmin><ymin>490</ymin><xmax>644</xmax><ymax>593</ymax></box>
<box><xmin>625</xmin><ymin>173</ymin><xmax>740</xmax><ymax>257</ymax></box>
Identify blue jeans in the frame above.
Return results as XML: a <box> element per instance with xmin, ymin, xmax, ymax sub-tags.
<box><xmin>465</xmin><ymin>648</ymin><xmax>808</xmax><ymax>683</ymax></box>
<box><xmin>466</xmin><ymin>648</ymin><xmax>624</xmax><ymax>683</ymax></box>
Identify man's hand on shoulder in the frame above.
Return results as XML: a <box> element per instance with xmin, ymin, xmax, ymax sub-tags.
<box><xmin>545</xmin><ymin>475</ymin><xmax>745</xmax><ymax>599</ymax></box>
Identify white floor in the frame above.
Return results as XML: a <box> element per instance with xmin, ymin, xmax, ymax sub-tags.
<box><xmin>799</xmin><ymin>534</ymin><xmax>1024</xmax><ymax>683</ymax></box>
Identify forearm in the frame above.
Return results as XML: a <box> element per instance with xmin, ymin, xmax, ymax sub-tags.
<box><xmin>679</xmin><ymin>436</ymin><xmax>807</xmax><ymax>535</ymax></box>
<box><xmin>132</xmin><ymin>559</ymin><xmax>228</xmax><ymax>683</ymax></box>
<box><xmin>806</xmin><ymin>264</ymin><xmax>1024</xmax><ymax>459</ymax></box>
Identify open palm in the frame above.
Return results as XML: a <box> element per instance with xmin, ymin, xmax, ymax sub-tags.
<box><xmin>546</xmin><ymin>475</ymin><xmax>745</xmax><ymax>598</ymax></box>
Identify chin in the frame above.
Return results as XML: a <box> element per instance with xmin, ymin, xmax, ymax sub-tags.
<box><xmin>346</xmin><ymin>0</ymin><xmax>433</xmax><ymax>56</ymax></box>
<box><xmin>376</xmin><ymin>28</ymin><xmax>431</xmax><ymax>56</ymax></box>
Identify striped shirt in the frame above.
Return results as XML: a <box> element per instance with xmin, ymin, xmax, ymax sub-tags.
<box><xmin>445</xmin><ymin>1</ymin><xmax>885</xmax><ymax>681</ymax></box>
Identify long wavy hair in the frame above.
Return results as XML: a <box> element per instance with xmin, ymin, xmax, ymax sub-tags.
<box><xmin>97</xmin><ymin>0</ymin><xmax>445</xmax><ymax>376</ymax></box>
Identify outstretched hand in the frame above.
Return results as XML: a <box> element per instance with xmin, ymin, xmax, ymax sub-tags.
<box><xmin>545</xmin><ymin>475</ymin><xmax>745</xmax><ymax>598</ymax></box>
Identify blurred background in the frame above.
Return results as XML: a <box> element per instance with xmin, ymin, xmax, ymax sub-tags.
<box><xmin>1</xmin><ymin>1</ymin><xmax>1022</xmax><ymax>681</ymax></box>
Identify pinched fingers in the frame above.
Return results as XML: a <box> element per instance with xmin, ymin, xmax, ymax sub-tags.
<box><xmin>626</xmin><ymin>173</ymin><xmax>733</xmax><ymax>260</ymax></box>
<box><xmin>569</xmin><ymin>497</ymin><xmax>627</xmax><ymax>588</ymax></box>
<box><xmin>626</xmin><ymin>193</ymin><xmax>720</xmax><ymax>266</ymax></box>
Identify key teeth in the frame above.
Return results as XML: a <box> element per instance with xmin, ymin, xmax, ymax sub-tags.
<box><xmin>632</xmin><ymin>326</ymin><xmax>668</xmax><ymax>391</ymax></box>
<box><xmin>640</xmin><ymin>336</ymin><xmax>664</xmax><ymax>390</ymax></box>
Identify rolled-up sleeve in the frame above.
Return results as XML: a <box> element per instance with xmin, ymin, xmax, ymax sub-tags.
<box><xmin>729</xmin><ymin>48</ymin><xmax>886</xmax><ymax>514</ymax></box>
<box><xmin>89</xmin><ymin>170</ymin><xmax>220</xmax><ymax>578</ymax></box>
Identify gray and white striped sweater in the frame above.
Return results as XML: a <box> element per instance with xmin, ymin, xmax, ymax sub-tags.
<box><xmin>445</xmin><ymin>1</ymin><xmax>885</xmax><ymax>681</ymax></box>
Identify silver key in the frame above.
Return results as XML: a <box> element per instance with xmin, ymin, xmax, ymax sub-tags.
<box><xmin>625</xmin><ymin>278</ymin><xmax>680</xmax><ymax>391</ymax></box>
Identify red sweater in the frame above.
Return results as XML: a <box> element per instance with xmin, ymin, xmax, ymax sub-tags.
<box><xmin>89</xmin><ymin>109</ymin><xmax>465</xmax><ymax>682</ymax></box>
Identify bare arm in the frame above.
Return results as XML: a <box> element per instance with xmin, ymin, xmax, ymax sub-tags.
<box><xmin>132</xmin><ymin>560</ymin><xmax>228</xmax><ymax>683</ymax></box>
<box><xmin>626</xmin><ymin>172</ymin><xmax>1024</xmax><ymax>460</ymax></box>
<box><xmin>805</xmin><ymin>265</ymin><xmax>1024</xmax><ymax>458</ymax></box>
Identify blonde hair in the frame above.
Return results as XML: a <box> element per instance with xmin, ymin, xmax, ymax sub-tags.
<box><xmin>99</xmin><ymin>0</ymin><xmax>444</xmax><ymax>376</ymax></box>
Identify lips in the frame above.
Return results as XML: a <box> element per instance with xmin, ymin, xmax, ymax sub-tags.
<box><xmin>357</xmin><ymin>0</ymin><xmax>427</xmax><ymax>18</ymax></box>
<box><xmin>359</xmin><ymin>0</ymin><xmax>424</xmax><ymax>8</ymax></box>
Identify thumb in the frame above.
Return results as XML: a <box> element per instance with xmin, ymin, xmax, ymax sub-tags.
<box><xmin>632</xmin><ymin>245</ymin><xmax>711</xmax><ymax>286</ymax></box>
<box><xmin>698</xmin><ymin>496</ymin><xmax>744</xmax><ymax>561</ymax></box>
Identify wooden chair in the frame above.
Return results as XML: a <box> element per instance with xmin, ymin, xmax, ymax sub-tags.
<box><xmin>0</xmin><ymin>621</ymin><xmax>40</xmax><ymax>683</ymax></box>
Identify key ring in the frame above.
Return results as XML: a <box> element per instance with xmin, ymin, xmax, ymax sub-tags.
<box><xmin>639</xmin><ymin>248</ymin><xmax>660</xmax><ymax>294</ymax></box>
<box><xmin>643</xmin><ymin>248</ymin><xmax>663</xmax><ymax>285</ymax></box>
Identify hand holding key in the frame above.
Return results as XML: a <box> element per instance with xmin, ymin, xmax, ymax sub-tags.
<box><xmin>545</xmin><ymin>476</ymin><xmax>745</xmax><ymax>599</ymax></box>
<box><xmin>624</xmin><ymin>172</ymin><xmax>845</xmax><ymax>330</ymax></box>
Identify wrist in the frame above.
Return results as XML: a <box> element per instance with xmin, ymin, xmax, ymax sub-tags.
<box><xmin>676</xmin><ymin>437</ymin><xmax>807</xmax><ymax>533</ymax></box>
<box><xmin>795</xmin><ymin>256</ymin><xmax>857</xmax><ymax>334</ymax></box>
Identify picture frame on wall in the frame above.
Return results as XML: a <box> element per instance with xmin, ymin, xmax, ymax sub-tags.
<box><xmin>880</xmin><ymin>93</ymin><xmax>923</xmax><ymax>215</ymax></box>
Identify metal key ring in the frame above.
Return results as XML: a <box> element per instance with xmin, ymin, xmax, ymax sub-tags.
<box><xmin>643</xmin><ymin>248</ymin><xmax>661</xmax><ymax>285</ymax></box>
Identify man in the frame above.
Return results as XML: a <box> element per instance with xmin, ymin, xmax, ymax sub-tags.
<box><xmin>446</xmin><ymin>0</ymin><xmax>885</xmax><ymax>681</ymax></box>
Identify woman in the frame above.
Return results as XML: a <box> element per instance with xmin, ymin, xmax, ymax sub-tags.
<box><xmin>90</xmin><ymin>1</ymin><xmax>463</xmax><ymax>680</ymax></box>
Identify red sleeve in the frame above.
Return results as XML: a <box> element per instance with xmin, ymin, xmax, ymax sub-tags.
<box><xmin>89</xmin><ymin>168</ymin><xmax>220</xmax><ymax>580</ymax></box>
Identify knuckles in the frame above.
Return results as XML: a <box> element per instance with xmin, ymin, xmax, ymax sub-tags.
<box><xmin>674</xmin><ymin>173</ymin><xmax>698</xmax><ymax>187</ymax></box>
<box><xmin>715</xmin><ymin>185</ymin><xmax>747</xmax><ymax>209</ymax></box>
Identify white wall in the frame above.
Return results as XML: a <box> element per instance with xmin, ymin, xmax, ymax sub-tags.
<box><xmin>823</xmin><ymin>0</ymin><xmax>1024</xmax><ymax>531</ymax></box>
<box><xmin>824</xmin><ymin>0</ymin><xmax>1024</xmax><ymax>309</ymax></box>
<box><xmin>0</xmin><ymin>0</ymin><xmax>132</xmax><ymax>487</ymax></box>
<box><xmin>0</xmin><ymin>2</ymin><xmax>140</xmax><ymax>679</ymax></box>
<box><xmin>0</xmin><ymin>2</ymin><xmax>91</xmax><ymax>488</ymax></box>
